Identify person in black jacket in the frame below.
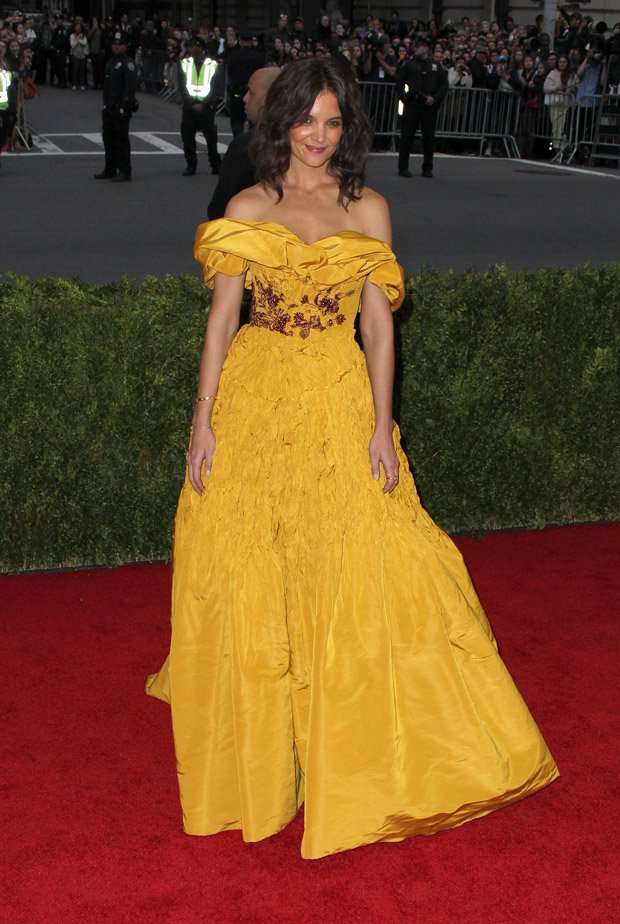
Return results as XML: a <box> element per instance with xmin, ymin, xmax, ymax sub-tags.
<box><xmin>207</xmin><ymin>67</ymin><xmax>280</xmax><ymax>220</ymax></box>
<box><xmin>94</xmin><ymin>32</ymin><xmax>137</xmax><ymax>182</ymax></box>
<box><xmin>50</xmin><ymin>18</ymin><xmax>70</xmax><ymax>88</ymax></box>
<box><xmin>396</xmin><ymin>35</ymin><xmax>448</xmax><ymax>178</ymax></box>
<box><xmin>225</xmin><ymin>33</ymin><xmax>264</xmax><ymax>137</ymax></box>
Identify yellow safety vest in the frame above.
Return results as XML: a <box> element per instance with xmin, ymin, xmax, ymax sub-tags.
<box><xmin>181</xmin><ymin>57</ymin><xmax>217</xmax><ymax>100</ymax></box>
<box><xmin>0</xmin><ymin>69</ymin><xmax>12</xmax><ymax>110</ymax></box>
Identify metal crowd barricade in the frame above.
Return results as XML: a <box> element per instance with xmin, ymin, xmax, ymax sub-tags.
<box><xmin>141</xmin><ymin>49</ymin><xmax>166</xmax><ymax>93</ymax></box>
<box><xmin>435</xmin><ymin>86</ymin><xmax>490</xmax><ymax>154</ymax></box>
<box><xmin>526</xmin><ymin>92</ymin><xmax>572</xmax><ymax>161</ymax></box>
<box><xmin>564</xmin><ymin>94</ymin><xmax>595</xmax><ymax>163</ymax></box>
<box><xmin>161</xmin><ymin>60</ymin><xmax>180</xmax><ymax>101</ymax></box>
<box><xmin>589</xmin><ymin>92</ymin><xmax>620</xmax><ymax>166</ymax></box>
<box><xmin>359</xmin><ymin>80</ymin><xmax>399</xmax><ymax>150</ymax></box>
<box><xmin>11</xmin><ymin>78</ymin><xmax>33</xmax><ymax>150</ymax></box>
<box><xmin>360</xmin><ymin>83</ymin><xmax>523</xmax><ymax>158</ymax></box>
<box><xmin>483</xmin><ymin>89</ymin><xmax>520</xmax><ymax>158</ymax></box>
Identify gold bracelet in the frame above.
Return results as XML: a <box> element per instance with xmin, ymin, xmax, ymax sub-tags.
<box><xmin>195</xmin><ymin>393</ymin><xmax>217</xmax><ymax>403</ymax></box>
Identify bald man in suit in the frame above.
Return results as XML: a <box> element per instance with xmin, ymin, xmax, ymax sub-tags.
<box><xmin>207</xmin><ymin>68</ymin><xmax>280</xmax><ymax>220</ymax></box>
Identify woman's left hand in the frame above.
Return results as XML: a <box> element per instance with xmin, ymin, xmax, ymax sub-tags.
<box><xmin>369</xmin><ymin>427</ymin><xmax>399</xmax><ymax>494</ymax></box>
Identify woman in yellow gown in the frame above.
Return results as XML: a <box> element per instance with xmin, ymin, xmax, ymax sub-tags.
<box><xmin>147</xmin><ymin>57</ymin><xmax>558</xmax><ymax>860</ymax></box>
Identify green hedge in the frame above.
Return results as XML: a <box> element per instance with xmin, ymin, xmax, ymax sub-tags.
<box><xmin>1</xmin><ymin>265</ymin><xmax>618</xmax><ymax>572</ymax></box>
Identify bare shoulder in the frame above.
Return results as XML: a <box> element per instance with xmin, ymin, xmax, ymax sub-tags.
<box><xmin>224</xmin><ymin>184</ymin><xmax>272</xmax><ymax>221</ymax></box>
<box><xmin>355</xmin><ymin>188</ymin><xmax>392</xmax><ymax>245</ymax></box>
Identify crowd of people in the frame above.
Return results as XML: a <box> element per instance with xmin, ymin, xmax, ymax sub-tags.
<box><xmin>1</xmin><ymin>5</ymin><xmax>618</xmax><ymax>161</ymax></box>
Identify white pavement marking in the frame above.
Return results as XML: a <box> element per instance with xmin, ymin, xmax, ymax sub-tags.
<box><xmin>514</xmin><ymin>157</ymin><xmax>620</xmax><ymax>180</ymax></box>
<box><xmin>132</xmin><ymin>132</ymin><xmax>184</xmax><ymax>153</ymax></box>
<box><xmin>32</xmin><ymin>135</ymin><xmax>63</xmax><ymax>153</ymax></box>
<box><xmin>195</xmin><ymin>137</ymin><xmax>229</xmax><ymax>154</ymax></box>
<box><xmin>9</xmin><ymin>130</ymin><xmax>234</xmax><ymax>157</ymax></box>
<box><xmin>369</xmin><ymin>150</ymin><xmax>620</xmax><ymax>180</ymax></box>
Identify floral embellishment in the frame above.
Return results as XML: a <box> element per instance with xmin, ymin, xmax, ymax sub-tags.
<box><xmin>250</xmin><ymin>278</ymin><xmax>293</xmax><ymax>337</ymax></box>
<box><xmin>250</xmin><ymin>278</ymin><xmax>355</xmax><ymax>339</ymax></box>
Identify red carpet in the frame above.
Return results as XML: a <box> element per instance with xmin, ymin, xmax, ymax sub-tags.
<box><xmin>2</xmin><ymin>524</ymin><xmax>618</xmax><ymax>923</ymax></box>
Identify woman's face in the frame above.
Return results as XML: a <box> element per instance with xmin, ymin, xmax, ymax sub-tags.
<box><xmin>524</xmin><ymin>56</ymin><xmax>534</xmax><ymax>70</ymax></box>
<box><xmin>558</xmin><ymin>56</ymin><xmax>568</xmax><ymax>71</ymax></box>
<box><xmin>9</xmin><ymin>39</ymin><xmax>19</xmax><ymax>55</ymax></box>
<box><xmin>547</xmin><ymin>54</ymin><xmax>558</xmax><ymax>69</ymax></box>
<box><xmin>513</xmin><ymin>50</ymin><xmax>523</xmax><ymax>64</ymax></box>
<box><xmin>289</xmin><ymin>90</ymin><xmax>343</xmax><ymax>170</ymax></box>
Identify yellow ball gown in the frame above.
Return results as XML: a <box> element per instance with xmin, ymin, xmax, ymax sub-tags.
<box><xmin>146</xmin><ymin>218</ymin><xmax>559</xmax><ymax>860</ymax></box>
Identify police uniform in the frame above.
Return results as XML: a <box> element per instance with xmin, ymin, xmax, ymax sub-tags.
<box><xmin>225</xmin><ymin>38</ymin><xmax>264</xmax><ymax>137</ymax></box>
<box><xmin>95</xmin><ymin>33</ymin><xmax>136</xmax><ymax>181</ymax></box>
<box><xmin>396</xmin><ymin>41</ymin><xmax>448</xmax><ymax>177</ymax></box>
<box><xmin>180</xmin><ymin>38</ymin><xmax>221</xmax><ymax>176</ymax></box>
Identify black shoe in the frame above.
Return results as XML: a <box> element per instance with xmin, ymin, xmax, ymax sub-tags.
<box><xmin>94</xmin><ymin>171</ymin><xmax>116</xmax><ymax>179</ymax></box>
<box><xmin>398</xmin><ymin>170</ymin><xmax>413</xmax><ymax>178</ymax></box>
<box><xmin>183</xmin><ymin>166</ymin><xmax>196</xmax><ymax>176</ymax></box>
<box><xmin>111</xmin><ymin>174</ymin><xmax>131</xmax><ymax>182</ymax></box>
<box><xmin>422</xmin><ymin>167</ymin><xmax>433</xmax><ymax>178</ymax></box>
<box><xmin>211</xmin><ymin>165</ymin><xmax>220</xmax><ymax>175</ymax></box>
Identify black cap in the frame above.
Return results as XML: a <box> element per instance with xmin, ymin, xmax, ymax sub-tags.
<box><xmin>570</xmin><ymin>11</ymin><xmax>583</xmax><ymax>20</ymax></box>
<box><xmin>414</xmin><ymin>35</ymin><xmax>432</xmax><ymax>47</ymax></box>
<box><xmin>112</xmin><ymin>31</ymin><xmax>127</xmax><ymax>43</ymax></box>
<box><xmin>239</xmin><ymin>30</ymin><xmax>254</xmax><ymax>41</ymax></box>
<box><xmin>187</xmin><ymin>35</ymin><xmax>207</xmax><ymax>49</ymax></box>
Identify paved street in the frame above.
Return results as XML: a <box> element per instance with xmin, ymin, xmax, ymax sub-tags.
<box><xmin>2</xmin><ymin>86</ymin><xmax>619</xmax><ymax>282</ymax></box>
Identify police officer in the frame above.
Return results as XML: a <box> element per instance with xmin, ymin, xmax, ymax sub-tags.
<box><xmin>179</xmin><ymin>36</ymin><xmax>221</xmax><ymax>176</ymax></box>
<box><xmin>396</xmin><ymin>36</ymin><xmax>448</xmax><ymax>179</ymax></box>
<box><xmin>94</xmin><ymin>32</ymin><xmax>136</xmax><ymax>182</ymax></box>
<box><xmin>225</xmin><ymin>32</ymin><xmax>264</xmax><ymax>137</ymax></box>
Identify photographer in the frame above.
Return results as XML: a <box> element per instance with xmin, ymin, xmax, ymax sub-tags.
<box><xmin>396</xmin><ymin>34</ymin><xmax>448</xmax><ymax>178</ymax></box>
<box><xmin>363</xmin><ymin>34</ymin><xmax>396</xmax><ymax>151</ymax></box>
<box><xmin>448</xmin><ymin>55</ymin><xmax>472</xmax><ymax>88</ymax></box>
<box><xmin>363</xmin><ymin>33</ymin><xmax>397</xmax><ymax>80</ymax></box>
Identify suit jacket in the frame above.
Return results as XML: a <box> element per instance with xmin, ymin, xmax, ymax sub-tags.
<box><xmin>207</xmin><ymin>131</ymin><xmax>255</xmax><ymax>221</ymax></box>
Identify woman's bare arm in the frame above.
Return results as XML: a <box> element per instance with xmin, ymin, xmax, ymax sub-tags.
<box><xmin>187</xmin><ymin>271</ymin><xmax>245</xmax><ymax>495</ymax></box>
<box><xmin>358</xmin><ymin>193</ymin><xmax>400</xmax><ymax>493</ymax></box>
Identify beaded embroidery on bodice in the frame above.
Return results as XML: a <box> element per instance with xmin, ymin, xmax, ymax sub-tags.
<box><xmin>250</xmin><ymin>276</ymin><xmax>356</xmax><ymax>339</ymax></box>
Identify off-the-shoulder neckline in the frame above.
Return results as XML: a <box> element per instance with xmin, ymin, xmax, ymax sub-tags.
<box><xmin>207</xmin><ymin>217</ymin><xmax>393</xmax><ymax>250</ymax></box>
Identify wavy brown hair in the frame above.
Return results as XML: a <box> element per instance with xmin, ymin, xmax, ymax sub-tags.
<box><xmin>251</xmin><ymin>57</ymin><xmax>372</xmax><ymax>208</ymax></box>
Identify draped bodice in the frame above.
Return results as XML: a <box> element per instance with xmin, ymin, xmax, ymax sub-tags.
<box><xmin>194</xmin><ymin>219</ymin><xmax>405</xmax><ymax>341</ymax></box>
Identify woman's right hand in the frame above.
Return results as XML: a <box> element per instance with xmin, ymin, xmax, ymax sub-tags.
<box><xmin>187</xmin><ymin>426</ymin><xmax>216</xmax><ymax>495</ymax></box>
